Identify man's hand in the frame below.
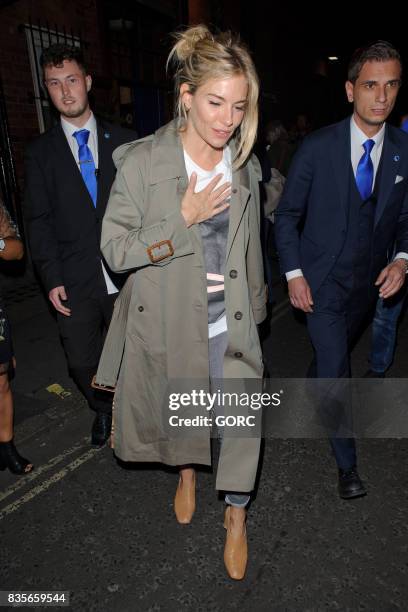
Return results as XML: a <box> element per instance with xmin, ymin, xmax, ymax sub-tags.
<box><xmin>49</xmin><ymin>286</ymin><xmax>71</xmax><ymax>316</ymax></box>
<box><xmin>375</xmin><ymin>259</ymin><xmax>407</xmax><ymax>299</ymax></box>
<box><xmin>288</xmin><ymin>276</ymin><xmax>314</xmax><ymax>313</ymax></box>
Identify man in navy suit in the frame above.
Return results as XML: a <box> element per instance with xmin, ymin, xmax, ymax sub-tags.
<box><xmin>25</xmin><ymin>44</ymin><xmax>136</xmax><ymax>445</ymax></box>
<box><xmin>275</xmin><ymin>41</ymin><xmax>408</xmax><ymax>499</ymax></box>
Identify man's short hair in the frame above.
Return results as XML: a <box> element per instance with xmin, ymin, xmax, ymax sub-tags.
<box><xmin>40</xmin><ymin>43</ymin><xmax>87</xmax><ymax>74</ymax></box>
<box><xmin>348</xmin><ymin>40</ymin><xmax>401</xmax><ymax>83</ymax></box>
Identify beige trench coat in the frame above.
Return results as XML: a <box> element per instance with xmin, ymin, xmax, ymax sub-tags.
<box><xmin>97</xmin><ymin>120</ymin><xmax>267</xmax><ymax>492</ymax></box>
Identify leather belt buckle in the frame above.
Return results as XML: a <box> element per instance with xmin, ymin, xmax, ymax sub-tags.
<box><xmin>147</xmin><ymin>240</ymin><xmax>174</xmax><ymax>263</ymax></box>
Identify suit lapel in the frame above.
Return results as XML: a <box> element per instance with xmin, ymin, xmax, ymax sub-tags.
<box><xmin>51</xmin><ymin>123</ymin><xmax>82</xmax><ymax>178</ymax></box>
<box><xmin>51</xmin><ymin>123</ymin><xmax>96</xmax><ymax>211</ymax></box>
<box><xmin>330</xmin><ymin>119</ymin><xmax>350</xmax><ymax>228</ymax></box>
<box><xmin>375</xmin><ymin>126</ymin><xmax>402</xmax><ymax>226</ymax></box>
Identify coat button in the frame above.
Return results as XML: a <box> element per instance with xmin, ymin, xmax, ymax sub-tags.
<box><xmin>229</xmin><ymin>269</ymin><xmax>238</xmax><ymax>279</ymax></box>
<box><xmin>234</xmin><ymin>351</ymin><xmax>243</xmax><ymax>358</ymax></box>
<box><xmin>234</xmin><ymin>311</ymin><xmax>243</xmax><ymax>320</ymax></box>
<box><xmin>232</xmin><ymin>188</ymin><xmax>238</xmax><ymax>194</ymax></box>
<box><xmin>138</xmin><ymin>306</ymin><xmax>144</xmax><ymax>312</ymax></box>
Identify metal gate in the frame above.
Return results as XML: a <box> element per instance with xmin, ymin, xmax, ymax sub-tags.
<box><xmin>0</xmin><ymin>76</ymin><xmax>21</xmax><ymax>234</ymax></box>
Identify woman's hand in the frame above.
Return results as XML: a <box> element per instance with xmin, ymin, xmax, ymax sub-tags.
<box><xmin>181</xmin><ymin>172</ymin><xmax>231</xmax><ymax>227</ymax></box>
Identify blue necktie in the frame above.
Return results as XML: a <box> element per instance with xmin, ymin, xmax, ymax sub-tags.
<box><xmin>355</xmin><ymin>139</ymin><xmax>375</xmax><ymax>201</ymax></box>
<box><xmin>73</xmin><ymin>129</ymin><xmax>97</xmax><ymax>207</ymax></box>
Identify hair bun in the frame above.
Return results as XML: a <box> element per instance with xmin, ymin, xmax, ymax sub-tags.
<box><xmin>170</xmin><ymin>24</ymin><xmax>213</xmax><ymax>64</ymax></box>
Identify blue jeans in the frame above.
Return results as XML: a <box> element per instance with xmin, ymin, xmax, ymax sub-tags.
<box><xmin>369</xmin><ymin>289</ymin><xmax>406</xmax><ymax>373</ymax></box>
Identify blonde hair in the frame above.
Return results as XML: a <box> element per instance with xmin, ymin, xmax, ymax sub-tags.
<box><xmin>167</xmin><ymin>24</ymin><xmax>259</xmax><ymax>169</ymax></box>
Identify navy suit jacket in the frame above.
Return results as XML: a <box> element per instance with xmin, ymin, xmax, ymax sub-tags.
<box><xmin>274</xmin><ymin>117</ymin><xmax>408</xmax><ymax>294</ymax></box>
<box><xmin>24</xmin><ymin>119</ymin><xmax>137</xmax><ymax>298</ymax></box>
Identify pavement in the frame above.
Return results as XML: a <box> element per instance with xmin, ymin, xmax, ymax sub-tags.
<box><xmin>1</xmin><ymin>259</ymin><xmax>408</xmax><ymax>611</ymax></box>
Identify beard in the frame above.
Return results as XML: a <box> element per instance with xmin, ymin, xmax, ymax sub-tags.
<box><xmin>58</xmin><ymin>99</ymin><xmax>89</xmax><ymax>119</ymax></box>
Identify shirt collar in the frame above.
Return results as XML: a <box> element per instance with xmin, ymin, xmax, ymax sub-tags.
<box><xmin>350</xmin><ymin>115</ymin><xmax>385</xmax><ymax>149</ymax></box>
<box><xmin>61</xmin><ymin>111</ymin><xmax>97</xmax><ymax>139</ymax></box>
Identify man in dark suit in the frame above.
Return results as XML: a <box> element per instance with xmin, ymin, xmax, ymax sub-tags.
<box><xmin>275</xmin><ymin>41</ymin><xmax>408</xmax><ymax>499</ymax></box>
<box><xmin>24</xmin><ymin>44</ymin><xmax>136</xmax><ymax>445</ymax></box>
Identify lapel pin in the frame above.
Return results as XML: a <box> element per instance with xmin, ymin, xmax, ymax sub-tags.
<box><xmin>104</xmin><ymin>132</ymin><xmax>110</xmax><ymax>139</ymax></box>
<box><xmin>394</xmin><ymin>155</ymin><xmax>400</xmax><ymax>162</ymax></box>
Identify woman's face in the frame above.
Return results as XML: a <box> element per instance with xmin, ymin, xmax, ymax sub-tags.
<box><xmin>181</xmin><ymin>74</ymin><xmax>248</xmax><ymax>150</ymax></box>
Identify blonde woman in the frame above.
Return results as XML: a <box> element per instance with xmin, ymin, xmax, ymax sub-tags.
<box><xmin>97</xmin><ymin>25</ymin><xmax>266</xmax><ymax>579</ymax></box>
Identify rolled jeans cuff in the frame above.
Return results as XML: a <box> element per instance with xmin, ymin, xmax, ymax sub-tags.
<box><xmin>225</xmin><ymin>493</ymin><xmax>250</xmax><ymax>508</ymax></box>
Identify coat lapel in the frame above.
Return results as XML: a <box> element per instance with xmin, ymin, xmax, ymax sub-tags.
<box><xmin>226</xmin><ymin>163</ymin><xmax>250</xmax><ymax>262</ymax></box>
<box><xmin>150</xmin><ymin>121</ymin><xmax>202</xmax><ymax>258</ymax></box>
<box><xmin>329</xmin><ymin>119</ymin><xmax>350</xmax><ymax>228</ymax></box>
<box><xmin>375</xmin><ymin>125</ymin><xmax>403</xmax><ymax>226</ymax></box>
<box><xmin>150</xmin><ymin>120</ymin><xmax>188</xmax><ymax>184</ymax></box>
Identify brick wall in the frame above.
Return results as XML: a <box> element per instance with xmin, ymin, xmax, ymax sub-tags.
<box><xmin>0</xmin><ymin>0</ymin><xmax>109</xmax><ymax>185</ymax></box>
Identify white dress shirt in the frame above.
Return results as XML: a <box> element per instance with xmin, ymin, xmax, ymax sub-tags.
<box><xmin>60</xmin><ymin>112</ymin><xmax>118</xmax><ymax>294</ymax></box>
<box><xmin>286</xmin><ymin>116</ymin><xmax>407</xmax><ymax>281</ymax></box>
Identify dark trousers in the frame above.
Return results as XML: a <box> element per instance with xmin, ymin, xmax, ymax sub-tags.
<box><xmin>306</xmin><ymin>277</ymin><xmax>377</xmax><ymax>469</ymax></box>
<box><xmin>57</xmin><ymin>292</ymin><xmax>116</xmax><ymax>414</ymax></box>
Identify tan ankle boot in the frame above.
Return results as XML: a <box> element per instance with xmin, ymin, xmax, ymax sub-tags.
<box><xmin>223</xmin><ymin>505</ymin><xmax>248</xmax><ymax>580</ymax></box>
<box><xmin>174</xmin><ymin>474</ymin><xmax>196</xmax><ymax>524</ymax></box>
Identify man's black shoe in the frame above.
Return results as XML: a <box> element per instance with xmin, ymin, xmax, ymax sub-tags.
<box><xmin>91</xmin><ymin>413</ymin><xmax>112</xmax><ymax>446</ymax></box>
<box><xmin>362</xmin><ymin>369</ymin><xmax>385</xmax><ymax>378</ymax></box>
<box><xmin>338</xmin><ymin>467</ymin><xmax>367</xmax><ymax>499</ymax></box>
